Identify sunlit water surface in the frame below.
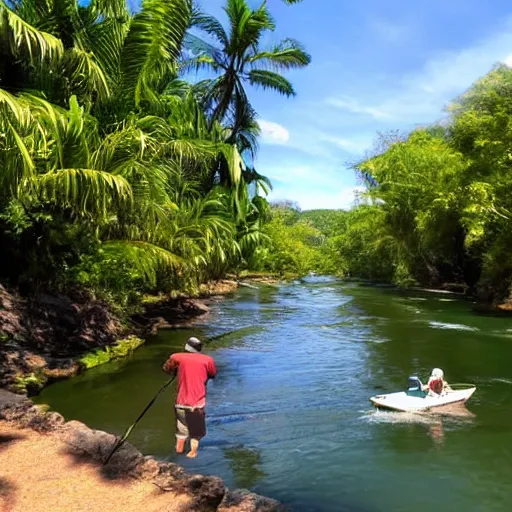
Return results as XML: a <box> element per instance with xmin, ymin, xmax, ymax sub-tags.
<box><xmin>35</xmin><ymin>277</ymin><xmax>512</xmax><ymax>511</ymax></box>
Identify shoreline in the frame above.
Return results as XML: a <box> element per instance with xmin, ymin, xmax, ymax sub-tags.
<box><xmin>0</xmin><ymin>279</ymin><xmax>244</xmax><ymax>395</ymax></box>
<box><xmin>0</xmin><ymin>389</ymin><xmax>283</xmax><ymax>511</ymax></box>
<box><xmin>354</xmin><ymin>278</ymin><xmax>512</xmax><ymax>315</ymax></box>
<box><xmin>2</xmin><ymin>275</ymin><xmax>511</xmax><ymax>397</ymax></box>
<box><xmin>1</xmin><ymin>274</ymin><xmax>510</xmax><ymax>511</ymax></box>
<box><xmin>0</xmin><ymin>276</ymin><xmax>286</xmax><ymax>511</ymax></box>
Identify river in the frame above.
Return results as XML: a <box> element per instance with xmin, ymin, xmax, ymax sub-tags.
<box><xmin>35</xmin><ymin>277</ymin><xmax>512</xmax><ymax>511</ymax></box>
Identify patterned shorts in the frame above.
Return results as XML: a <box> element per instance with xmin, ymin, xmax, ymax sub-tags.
<box><xmin>175</xmin><ymin>406</ymin><xmax>206</xmax><ymax>441</ymax></box>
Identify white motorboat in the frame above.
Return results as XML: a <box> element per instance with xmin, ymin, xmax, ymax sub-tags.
<box><xmin>370</xmin><ymin>376</ymin><xmax>476</xmax><ymax>413</ymax></box>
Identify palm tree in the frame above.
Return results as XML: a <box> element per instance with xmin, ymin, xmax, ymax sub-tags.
<box><xmin>0</xmin><ymin>0</ymin><xmax>121</xmax><ymax>107</ymax></box>
<box><xmin>0</xmin><ymin>1</ymin><xmax>219</xmax><ymax>290</ymax></box>
<box><xmin>0</xmin><ymin>0</ymin><xmax>301</xmax><ymax>296</ymax></box>
<box><xmin>184</xmin><ymin>0</ymin><xmax>310</xmax><ymax>141</ymax></box>
<box><xmin>1</xmin><ymin>0</ymin><xmax>194</xmax><ymax>113</ymax></box>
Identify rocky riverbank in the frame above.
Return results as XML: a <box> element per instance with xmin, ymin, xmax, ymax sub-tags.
<box><xmin>0</xmin><ymin>390</ymin><xmax>282</xmax><ymax>512</ymax></box>
<box><xmin>0</xmin><ymin>277</ymin><xmax>289</xmax><ymax>511</ymax></box>
<box><xmin>0</xmin><ymin>280</ymin><xmax>240</xmax><ymax>395</ymax></box>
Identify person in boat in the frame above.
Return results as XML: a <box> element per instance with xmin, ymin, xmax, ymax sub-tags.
<box><xmin>162</xmin><ymin>337</ymin><xmax>217</xmax><ymax>458</ymax></box>
<box><xmin>424</xmin><ymin>368</ymin><xmax>452</xmax><ymax>396</ymax></box>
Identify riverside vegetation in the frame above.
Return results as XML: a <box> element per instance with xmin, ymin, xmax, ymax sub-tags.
<box><xmin>0</xmin><ymin>0</ymin><xmax>311</xmax><ymax>392</ymax></box>
<box><xmin>2</xmin><ymin>0</ymin><xmax>512</xmax><ymax>394</ymax></box>
<box><xmin>257</xmin><ymin>65</ymin><xmax>512</xmax><ymax>309</ymax></box>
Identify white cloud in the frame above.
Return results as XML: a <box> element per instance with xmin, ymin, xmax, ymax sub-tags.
<box><xmin>256</xmin><ymin>16</ymin><xmax>512</xmax><ymax>211</ymax></box>
<box><xmin>319</xmin><ymin>134</ymin><xmax>374</xmax><ymax>155</ymax></box>
<box><xmin>326</xmin><ymin>97</ymin><xmax>392</xmax><ymax>120</ymax></box>
<box><xmin>258</xmin><ymin>120</ymin><xmax>290</xmax><ymax>145</ymax></box>
<box><xmin>327</xmin><ymin>22</ymin><xmax>512</xmax><ymax>124</ymax></box>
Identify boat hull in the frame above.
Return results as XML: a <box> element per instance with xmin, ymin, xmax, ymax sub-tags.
<box><xmin>370</xmin><ymin>387</ymin><xmax>476</xmax><ymax>412</ymax></box>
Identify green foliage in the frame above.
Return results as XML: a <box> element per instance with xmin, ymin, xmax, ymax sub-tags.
<box><xmin>355</xmin><ymin>130</ymin><xmax>469</xmax><ymax>286</ymax></box>
<box><xmin>185</xmin><ymin>0</ymin><xmax>310</xmax><ymax>148</ymax></box>
<box><xmin>246</xmin><ymin>203</ymin><xmax>327</xmax><ymax>276</ymax></box>
<box><xmin>301</xmin><ymin>209</ymin><xmax>349</xmax><ymax>237</ymax></box>
<box><xmin>13</xmin><ymin>371</ymin><xmax>46</xmax><ymax>395</ymax></box>
<box><xmin>0</xmin><ymin>0</ymin><xmax>309</xmax><ymax>305</ymax></box>
<box><xmin>318</xmin><ymin>63</ymin><xmax>512</xmax><ymax>300</ymax></box>
<box><xmin>323</xmin><ymin>206</ymin><xmax>396</xmax><ymax>281</ymax></box>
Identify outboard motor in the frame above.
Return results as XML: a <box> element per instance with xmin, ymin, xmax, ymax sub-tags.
<box><xmin>407</xmin><ymin>376</ymin><xmax>425</xmax><ymax>397</ymax></box>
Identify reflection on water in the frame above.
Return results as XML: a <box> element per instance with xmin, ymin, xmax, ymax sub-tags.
<box><xmin>35</xmin><ymin>278</ymin><xmax>512</xmax><ymax>512</ymax></box>
<box><xmin>365</xmin><ymin>403</ymin><xmax>477</xmax><ymax>447</ymax></box>
<box><xmin>223</xmin><ymin>446</ymin><xmax>266</xmax><ymax>489</ymax></box>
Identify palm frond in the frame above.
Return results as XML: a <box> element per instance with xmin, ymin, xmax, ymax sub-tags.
<box><xmin>121</xmin><ymin>0</ymin><xmax>193</xmax><ymax>106</ymax></box>
<box><xmin>102</xmin><ymin>240</ymin><xmax>182</xmax><ymax>287</ymax></box>
<box><xmin>192</xmin><ymin>12</ymin><xmax>229</xmax><ymax>47</ymax></box>
<box><xmin>182</xmin><ymin>33</ymin><xmax>223</xmax><ymax>62</ymax></box>
<box><xmin>248</xmin><ymin>70</ymin><xmax>295</xmax><ymax>96</ymax></box>
<box><xmin>89</xmin><ymin>0</ymin><xmax>130</xmax><ymax>19</ymax></box>
<box><xmin>0</xmin><ymin>87</ymin><xmax>32</xmax><ymax>123</ymax></box>
<box><xmin>66</xmin><ymin>47</ymin><xmax>111</xmax><ymax>103</ymax></box>
<box><xmin>249</xmin><ymin>38</ymin><xmax>311</xmax><ymax>71</ymax></box>
<box><xmin>0</xmin><ymin>88</ymin><xmax>40</xmax><ymax>194</ymax></box>
<box><xmin>224</xmin><ymin>0</ymin><xmax>275</xmax><ymax>53</ymax></box>
<box><xmin>179</xmin><ymin>54</ymin><xmax>220</xmax><ymax>75</ymax></box>
<box><xmin>82</xmin><ymin>17</ymin><xmax>129</xmax><ymax>91</ymax></box>
<box><xmin>36</xmin><ymin>168</ymin><xmax>132</xmax><ymax>217</ymax></box>
<box><xmin>0</xmin><ymin>1</ymin><xmax>63</xmax><ymax>63</ymax></box>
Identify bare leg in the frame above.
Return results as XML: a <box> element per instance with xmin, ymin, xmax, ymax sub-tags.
<box><xmin>187</xmin><ymin>439</ymin><xmax>199</xmax><ymax>458</ymax></box>
<box><xmin>176</xmin><ymin>438</ymin><xmax>186</xmax><ymax>454</ymax></box>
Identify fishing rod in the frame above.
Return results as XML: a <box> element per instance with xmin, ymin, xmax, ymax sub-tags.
<box><xmin>104</xmin><ymin>374</ymin><xmax>176</xmax><ymax>465</ymax></box>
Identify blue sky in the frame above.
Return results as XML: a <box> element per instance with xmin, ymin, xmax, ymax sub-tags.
<box><xmin>200</xmin><ymin>0</ymin><xmax>512</xmax><ymax>210</ymax></box>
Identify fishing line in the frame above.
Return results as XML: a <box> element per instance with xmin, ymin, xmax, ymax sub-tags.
<box><xmin>104</xmin><ymin>375</ymin><xmax>176</xmax><ymax>465</ymax></box>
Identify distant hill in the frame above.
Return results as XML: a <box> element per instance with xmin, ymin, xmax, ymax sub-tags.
<box><xmin>300</xmin><ymin>209</ymin><xmax>348</xmax><ymax>237</ymax></box>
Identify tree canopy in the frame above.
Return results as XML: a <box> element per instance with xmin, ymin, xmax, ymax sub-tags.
<box><xmin>313</xmin><ymin>64</ymin><xmax>512</xmax><ymax>303</ymax></box>
<box><xmin>0</xmin><ymin>0</ymin><xmax>309</xmax><ymax>303</ymax></box>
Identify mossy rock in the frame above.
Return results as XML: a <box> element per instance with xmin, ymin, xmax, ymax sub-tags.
<box><xmin>78</xmin><ymin>336</ymin><xmax>145</xmax><ymax>370</ymax></box>
<box><xmin>79</xmin><ymin>349</ymin><xmax>112</xmax><ymax>369</ymax></box>
<box><xmin>13</xmin><ymin>371</ymin><xmax>47</xmax><ymax>395</ymax></box>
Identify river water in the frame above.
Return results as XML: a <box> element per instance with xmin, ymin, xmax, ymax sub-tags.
<box><xmin>35</xmin><ymin>277</ymin><xmax>512</xmax><ymax>511</ymax></box>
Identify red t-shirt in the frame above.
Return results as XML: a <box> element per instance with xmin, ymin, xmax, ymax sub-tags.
<box><xmin>429</xmin><ymin>377</ymin><xmax>443</xmax><ymax>394</ymax></box>
<box><xmin>169</xmin><ymin>352</ymin><xmax>217</xmax><ymax>408</ymax></box>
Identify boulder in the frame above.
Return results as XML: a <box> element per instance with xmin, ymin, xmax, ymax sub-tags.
<box><xmin>62</xmin><ymin>421</ymin><xmax>143</xmax><ymax>473</ymax></box>
<box><xmin>0</xmin><ymin>389</ymin><xmax>31</xmax><ymax>414</ymax></box>
<box><xmin>218</xmin><ymin>490</ymin><xmax>284</xmax><ymax>512</ymax></box>
<box><xmin>182</xmin><ymin>299</ymin><xmax>210</xmax><ymax>315</ymax></box>
<box><xmin>134</xmin><ymin>457</ymin><xmax>161</xmax><ymax>480</ymax></box>
<box><xmin>26</xmin><ymin>411</ymin><xmax>66</xmax><ymax>433</ymax></box>
<box><xmin>183</xmin><ymin>474</ymin><xmax>226</xmax><ymax>511</ymax></box>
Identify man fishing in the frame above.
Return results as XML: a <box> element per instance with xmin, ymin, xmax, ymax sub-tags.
<box><xmin>162</xmin><ymin>337</ymin><xmax>217</xmax><ymax>458</ymax></box>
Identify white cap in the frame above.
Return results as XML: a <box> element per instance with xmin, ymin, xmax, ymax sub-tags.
<box><xmin>431</xmin><ymin>368</ymin><xmax>444</xmax><ymax>378</ymax></box>
<box><xmin>185</xmin><ymin>337</ymin><xmax>202</xmax><ymax>353</ymax></box>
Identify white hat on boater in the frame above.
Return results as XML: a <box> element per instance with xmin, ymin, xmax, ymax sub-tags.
<box><xmin>431</xmin><ymin>368</ymin><xmax>444</xmax><ymax>378</ymax></box>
